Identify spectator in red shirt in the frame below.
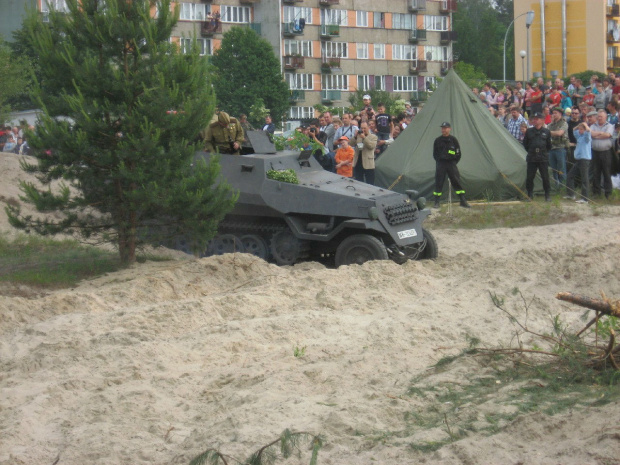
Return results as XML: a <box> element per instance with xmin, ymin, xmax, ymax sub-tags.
<box><xmin>582</xmin><ymin>86</ymin><xmax>595</xmax><ymax>107</ymax></box>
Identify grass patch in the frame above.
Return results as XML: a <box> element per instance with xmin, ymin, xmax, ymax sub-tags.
<box><xmin>429</xmin><ymin>199</ymin><xmax>582</xmax><ymax>229</ymax></box>
<box><xmin>0</xmin><ymin>234</ymin><xmax>168</xmax><ymax>292</ymax></box>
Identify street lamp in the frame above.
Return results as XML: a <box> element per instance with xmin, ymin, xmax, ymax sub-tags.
<box><xmin>504</xmin><ymin>10</ymin><xmax>535</xmax><ymax>83</ymax></box>
<box><xmin>520</xmin><ymin>50</ymin><xmax>527</xmax><ymax>87</ymax></box>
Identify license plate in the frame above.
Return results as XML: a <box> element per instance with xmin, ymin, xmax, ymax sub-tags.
<box><xmin>397</xmin><ymin>228</ymin><xmax>417</xmax><ymax>239</ymax></box>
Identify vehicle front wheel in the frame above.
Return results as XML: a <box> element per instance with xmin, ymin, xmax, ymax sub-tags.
<box><xmin>419</xmin><ymin>228</ymin><xmax>438</xmax><ymax>259</ymax></box>
<box><xmin>335</xmin><ymin>234</ymin><xmax>389</xmax><ymax>267</ymax></box>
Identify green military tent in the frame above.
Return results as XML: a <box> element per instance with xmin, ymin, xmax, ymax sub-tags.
<box><xmin>375</xmin><ymin>70</ymin><xmax>530</xmax><ymax>200</ymax></box>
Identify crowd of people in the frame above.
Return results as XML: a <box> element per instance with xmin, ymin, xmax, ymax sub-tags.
<box><xmin>481</xmin><ymin>74</ymin><xmax>620</xmax><ymax>202</ymax></box>
<box><xmin>0</xmin><ymin>125</ymin><xmax>31</xmax><ymax>155</ymax></box>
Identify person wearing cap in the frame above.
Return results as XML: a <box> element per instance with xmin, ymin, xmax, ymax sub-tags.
<box><xmin>548</xmin><ymin>107</ymin><xmax>569</xmax><ymax>189</ymax></box>
<box><xmin>523</xmin><ymin>111</ymin><xmax>552</xmax><ymax>201</ymax></box>
<box><xmin>352</xmin><ymin>121</ymin><xmax>378</xmax><ymax>185</ymax></box>
<box><xmin>404</xmin><ymin>101</ymin><xmax>414</xmax><ymax>117</ymax></box>
<box><xmin>361</xmin><ymin>94</ymin><xmax>375</xmax><ymax>121</ymax></box>
<box><xmin>432</xmin><ymin>122</ymin><xmax>470</xmax><ymax>208</ymax></box>
<box><xmin>203</xmin><ymin>111</ymin><xmax>245</xmax><ymax>155</ymax></box>
<box><xmin>334</xmin><ymin>135</ymin><xmax>354</xmax><ymax>177</ymax></box>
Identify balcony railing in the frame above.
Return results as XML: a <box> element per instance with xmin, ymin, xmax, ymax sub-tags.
<box><xmin>240</xmin><ymin>0</ymin><xmax>260</xmax><ymax>3</ymax></box>
<box><xmin>611</xmin><ymin>57</ymin><xmax>620</xmax><ymax>68</ymax></box>
<box><xmin>410</xmin><ymin>60</ymin><xmax>428</xmax><ymax>74</ymax></box>
<box><xmin>290</xmin><ymin>90</ymin><xmax>305</xmax><ymax>102</ymax></box>
<box><xmin>440</xmin><ymin>31</ymin><xmax>458</xmax><ymax>43</ymax></box>
<box><xmin>320</xmin><ymin>24</ymin><xmax>340</xmax><ymax>37</ymax></box>
<box><xmin>283</xmin><ymin>0</ymin><xmax>303</xmax><ymax>3</ymax></box>
<box><xmin>439</xmin><ymin>0</ymin><xmax>457</xmax><ymax>13</ymax></box>
<box><xmin>319</xmin><ymin>0</ymin><xmax>340</xmax><ymax>5</ymax></box>
<box><xmin>411</xmin><ymin>90</ymin><xmax>429</xmax><ymax>103</ymax></box>
<box><xmin>408</xmin><ymin>0</ymin><xmax>426</xmax><ymax>11</ymax></box>
<box><xmin>201</xmin><ymin>21</ymin><xmax>222</xmax><ymax>36</ymax></box>
<box><xmin>608</xmin><ymin>4</ymin><xmax>620</xmax><ymax>16</ymax></box>
<box><xmin>246</xmin><ymin>22</ymin><xmax>261</xmax><ymax>35</ymax></box>
<box><xmin>409</xmin><ymin>29</ymin><xmax>427</xmax><ymax>43</ymax></box>
<box><xmin>321</xmin><ymin>56</ymin><xmax>341</xmax><ymax>72</ymax></box>
<box><xmin>321</xmin><ymin>90</ymin><xmax>341</xmax><ymax>103</ymax></box>
<box><xmin>284</xmin><ymin>55</ymin><xmax>305</xmax><ymax>70</ymax></box>
<box><xmin>282</xmin><ymin>22</ymin><xmax>304</xmax><ymax>36</ymax></box>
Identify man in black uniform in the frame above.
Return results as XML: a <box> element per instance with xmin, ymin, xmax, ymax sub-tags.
<box><xmin>522</xmin><ymin>111</ymin><xmax>552</xmax><ymax>201</ymax></box>
<box><xmin>433</xmin><ymin>122</ymin><xmax>470</xmax><ymax>208</ymax></box>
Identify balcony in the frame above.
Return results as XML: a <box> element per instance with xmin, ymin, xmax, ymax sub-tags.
<box><xmin>240</xmin><ymin>0</ymin><xmax>260</xmax><ymax>3</ymax></box>
<box><xmin>246</xmin><ymin>22</ymin><xmax>261</xmax><ymax>35</ymax></box>
<box><xmin>440</xmin><ymin>31</ymin><xmax>458</xmax><ymax>43</ymax></box>
<box><xmin>290</xmin><ymin>90</ymin><xmax>305</xmax><ymax>102</ymax></box>
<box><xmin>321</xmin><ymin>90</ymin><xmax>341</xmax><ymax>104</ymax></box>
<box><xmin>608</xmin><ymin>4</ymin><xmax>620</xmax><ymax>16</ymax></box>
<box><xmin>283</xmin><ymin>0</ymin><xmax>303</xmax><ymax>3</ymax></box>
<box><xmin>439</xmin><ymin>0</ymin><xmax>457</xmax><ymax>13</ymax></box>
<box><xmin>282</xmin><ymin>22</ymin><xmax>304</xmax><ymax>36</ymax></box>
<box><xmin>201</xmin><ymin>21</ymin><xmax>222</xmax><ymax>36</ymax></box>
<box><xmin>409</xmin><ymin>28</ymin><xmax>427</xmax><ymax>43</ymax></box>
<box><xmin>611</xmin><ymin>57</ymin><xmax>620</xmax><ymax>68</ymax></box>
<box><xmin>320</xmin><ymin>24</ymin><xmax>340</xmax><ymax>38</ymax></box>
<box><xmin>411</xmin><ymin>90</ymin><xmax>429</xmax><ymax>104</ymax></box>
<box><xmin>409</xmin><ymin>60</ymin><xmax>428</xmax><ymax>74</ymax></box>
<box><xmin>321</xmin><ymin>57</ymin><xmax>341</xmax><ymax>73</ymax></box>
<box><xmin>441</xmin><ymin>61</ymin><xmax>453</xmax><ymax>75</ymax></box>
<box><xmin>319</xmin><ymin>0</ymin><xmax>340</xmax><ymax>5</ymax></box>
<box><xmin>408</xmin><ymin>0</ymin><xmax>426</xmax><ymax>12</ymax></box>
<box><xmin>284</xmin><ymin>55</ymin><xmax>305</xmax><ymax>70</ymax></box>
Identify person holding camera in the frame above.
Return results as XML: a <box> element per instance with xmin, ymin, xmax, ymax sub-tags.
<box><xmin>308</xmin><ymin>119</ymin><xmax>334</xmax><ymax>172</ymax></box>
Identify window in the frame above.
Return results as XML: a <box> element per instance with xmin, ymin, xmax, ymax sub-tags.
<box><xmin>393</xmin><ymin>76</ymin><xmax>417</xmax><ymax>92</ymax></box>
<box><xmin>180</xmin><ymin>38</ymin><xmax>212</xmax><ymax>56</ymax></box>
<box><xmin>392</xmin><ymin>13</ymin><xmax>416</xmax><ymax>30</ymax></box>
<box><xmin>284</xmin><ymin>40</ymin><xmax>313</xmax><ymax>57</ymax></box>
<box><xmin>425</xmin><ymin>76</ymin><xmax>437</xmax><ymax>91</ymax></box>
<box><xmin>358</xmin><ymin>75</ymin><xmax>371</xmax><ymax>91</ymax></box>
<box><xmin>322</xmin><ymin>41</ymin><xmax>348</xmax><ymax>58</ymax></box>
<box><xmin>424</xmin><ymin>15</ymin><xmax>448</xmax><ymax>31</ymax></box>
<box><xmin>289</xmin><ymin>106</ymin><xmax>315</xmax><ymax>119</ymax></box>
<box><xmin>393</xmin><ymin>44</ymin><xmax>417</xmax><ymax>60</ymax></box>
<box><xmin>221</xmin><ymin>6</ymin><xmax>251</xmax><ymax>23</ymax></box>
<box><xmin>283</xmin><ymin>6</ymin><xmax>313</xmax><ymax>24</ymax></box>
<box><xmin>286</xmin><ymin>73</ymin><xmax>314</xmax><ymax>90</ymax></box>
<box><xmin>356</xmin><ymin>11</ymin><xmax>368</xmax><ymax>27</ymax></box>
<box><xmin>374</xmin><ymin>44</ymin><xmax>385</xmax><ymax>60</ymax></box>
<box><xmin>179</xmin><ymin>3</ymin><xmax>209</xmax><ymax>21</ymax></box>
<box><xmin>321</xmin><ymin>9</ymin><xmax>347</xmax><ymax>26</ymax></box>
<box><xmin>373</xmin><ymin>12</ymin><xmax>385</xmax><ymax>29</ymax></box>
<box><xmin>322</xmin><ymin>74</ymin><xmax>348</xmax><ymax>91</ymax></box>
<box><xmin>357</xmin><ymin>43</ymin><xmax>368</xmax><ymax>59</ymax></box>
<box><xmin>424</xmin><ymin>45</ymin><xmax>449</xmax><ymax>61</ymax></box>
<box><xmin>374</xmin><ymin>75</ymin><xmax>386</xmax><ymax>91</ymax></box>
<box><xmin>41</xmin><ymin>0</ymin><xmax>67</xmax><ymax>20</ymax></box>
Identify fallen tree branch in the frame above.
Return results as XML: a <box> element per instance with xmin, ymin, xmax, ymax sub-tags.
<box><xmin>556</xmin><ymin>292</ymin><xmax>620</xmax><ymax>318</ymax></box>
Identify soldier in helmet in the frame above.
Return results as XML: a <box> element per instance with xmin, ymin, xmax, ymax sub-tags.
<box><xmin>203</xmin><ymin>111</ymin><xmax>245</xmax><ymax>155</ymax></box>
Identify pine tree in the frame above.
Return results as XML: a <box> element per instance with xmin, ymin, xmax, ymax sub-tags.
<box><xmin>7</xmin><ymin>0</ymin><xmax>236</xmax><ymax>264</ymax></box>
<box><xmin>211</xmin><ymin>26</ymin><xmax>290</xmax><ymax>127</ymax></box>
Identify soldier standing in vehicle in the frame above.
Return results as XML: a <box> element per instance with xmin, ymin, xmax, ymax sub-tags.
<box><xmin>523</xmin><ymin>111</ymin><xmax>552</xmax><ymax>201</ymax></box>
<box><xmin>203</xmin><ymin>111</ymin><xmax>245</xmax><ymax>155</ymax></box>
<box><xmin>433</xmin><ymin>122</ymin><xmax>470</xmax><ymax>208</ymax></box>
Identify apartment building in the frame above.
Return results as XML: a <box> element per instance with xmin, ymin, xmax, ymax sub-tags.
<box><xmin>514</xmin><ymin>0</ymin><xmax>620</xmax><ymax>80</ymax></box>
<box><xmin>5</xmin><ymin>1</ymin><xmax>457</xmax><ymax>128</ymax></box>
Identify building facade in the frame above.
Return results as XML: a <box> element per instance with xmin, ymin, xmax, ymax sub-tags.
<box><xmin>7</xmin><ymin>1</ymin><xmax>457</xmax><ymax>129</ymax></box>
<box><xmin>514</xmin><ymin>0</ymin><xmax>619</xmax><ymax>81</ymax></box>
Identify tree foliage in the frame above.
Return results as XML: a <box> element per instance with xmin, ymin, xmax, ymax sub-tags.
<box><xmin>6</xmin><ymin>0</ymin><xmax>236</xmax><ymax>265</ymax></box>
<box><xmin>453</xmin><ymin>61</ymin><xmax>488</xmax><ymax>89</ymax></box>
<box><xmin>454</xmin><ymin>0</ymin><xmax>514</xmax><ymax>80</ymax></box>
<box><xmin>0</xmin><ymin>37</ymin><xmax>33</xmax><ymax>123</ymax></box>
<box><xmin>211</xmin><ymin>27</ymin><xmax>289</xmax><ymax>127</ymax></box>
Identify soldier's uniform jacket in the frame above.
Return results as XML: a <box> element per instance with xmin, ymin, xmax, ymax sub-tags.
<box><xmin>204</xmin><ymin>118</ymin><xmax>245</xmax><ymax>154</ymax></box>
<box><xmin>433</xmin><ymin>135</ymin><xmax>461</xmax><ymax>163</ymax></box>
<box><xmin>523</xmin><ymin>126</ymin><xmax>552</xmax><ymax>162</ymax></box>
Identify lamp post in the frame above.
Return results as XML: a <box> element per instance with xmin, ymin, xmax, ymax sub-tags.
<box><xmin>520</xmin><ymin>50</ymin><xmax>526</xmax><ymax>87</ymax></box>
<box><xmin>504</xmin><ymin>10</ymin><xmax>535</xmax><ymax>83</ymax></box>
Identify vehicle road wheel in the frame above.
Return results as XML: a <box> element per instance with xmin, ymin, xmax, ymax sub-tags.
<box><xmin>334</xmin><ymin>234</ymin><xmax>388</xmax><ymax>267</ymax></box>
<box><xmin>419</xmin><ymin>228</ymin><xmax>438</xmax><ymax>259</ymax></box>
<box><xmin>270</xmin><ymin>230</ymin><xmax>304</xmax><ymax>266</ymax></box>
<box><xmin>206</xmin><ymin>234</ymin><xmax>245</xmax><ymax>256</ymax></box>
<box><xmin>241</xmin><ymin>234</ymin><xmax>270</xmax><ymax>261</ymax></box>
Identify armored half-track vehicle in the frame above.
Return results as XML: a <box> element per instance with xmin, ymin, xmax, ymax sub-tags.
<box><xmin>181</xmin><ymin>132</ymin><xmax>437</xmax><ymax>267</ymax></box>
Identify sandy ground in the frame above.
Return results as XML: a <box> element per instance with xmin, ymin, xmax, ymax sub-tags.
<box><xmin>1</xmin><ymin>151</ymin><xmax>620</xmax><ymax>465</ymax></box>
